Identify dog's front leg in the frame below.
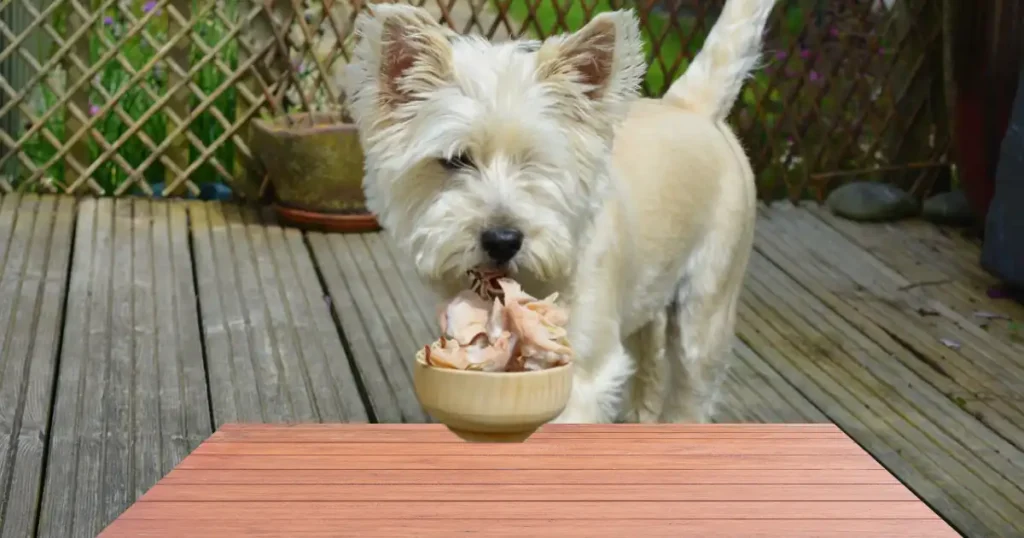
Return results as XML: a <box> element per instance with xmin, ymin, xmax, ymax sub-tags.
<box><xmin>554</xmin><ymin>342</ymin><xmax>634</xmax><ymax>423</ymax></box>
<box><xmin>552</xmin><ymin>265</ymin><xmax>634</xmax><ymax>424</ymax></box>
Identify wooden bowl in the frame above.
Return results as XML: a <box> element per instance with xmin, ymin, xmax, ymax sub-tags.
<box><xmin>413</xmin><ymin>351</ymin><xmax>573</xmax><ymax>443</ymax></box>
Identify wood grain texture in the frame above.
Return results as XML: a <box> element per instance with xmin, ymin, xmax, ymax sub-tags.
<box><xmin>98</xmin><ymin>518</ymin><xmax>961</xmax><ymax>538</ymax></box>
<box><xmin>97</xmin><ymin>424</ymin><xmax>958</xmax><ymax>537</ymax></box>
<box><xmin>188</xmin><ymin>202</ymin><xmax>368</xmax><ymax>426</ymax></box>
<box><xmin>36</xmin><ymin>198</ymin><xmax>212</xmax><ymax>538</ymax></box>
<box><xmin>748</xmin><ymin>202</ymin><xmax>1024</xmax><ymax>536</ymax></box>
<box><xmin>306</xmin><ymin>232</ymin><xmax>427</xmax><ymax>423</ymax></box>
<box><xmin>0</xmin><ymin>196</ymin><xmax>75</xmax><ymax>538</ymax></box>
<box><xmin>1</xmin><ymin>197</ymin><xmax>1020</xmax><ymax>538</ymax></box>
<box><xmin>159</xmin><ymin>468</ymin><xmax>904</xmax><ymax>486</ymax></box>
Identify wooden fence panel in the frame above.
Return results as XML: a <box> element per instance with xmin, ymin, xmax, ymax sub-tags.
<box><xmin>0</xmin><ymin>0</ymin><xmax>950</xmax><ymax>200</ymax></box>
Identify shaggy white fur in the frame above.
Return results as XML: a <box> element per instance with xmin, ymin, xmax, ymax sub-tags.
<box><xmin>345</xmin><ymin>0</ymin><xmax>777</xmax><ymax>423</ymax></box>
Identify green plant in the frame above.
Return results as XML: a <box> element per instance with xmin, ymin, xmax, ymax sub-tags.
<box><xmin>499</xmin><ymin>0</ymin><xmax>904</xmax><ymax>200</ymax></box>
<box><xmin>16</xmin><ymin>0</ymin><xmax>241</xmax><ymax>195</ymax></box>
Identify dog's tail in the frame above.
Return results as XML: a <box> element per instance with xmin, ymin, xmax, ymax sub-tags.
<box><xmin>662</xmin><ymin>0</ymin><xmax>776</xmax><ymax>122</ymax></box>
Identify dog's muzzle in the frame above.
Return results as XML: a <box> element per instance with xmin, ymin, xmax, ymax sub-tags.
<box><xmin>480</xmin><ymin>227</ymin><xmax>523</xmax><ymax>265</ymax></box>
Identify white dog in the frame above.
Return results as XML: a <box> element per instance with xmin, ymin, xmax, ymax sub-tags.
<box><xmin>344</xmin><ymin>0</ymin><xmax>776</xmax><ymax>423</ymax></box>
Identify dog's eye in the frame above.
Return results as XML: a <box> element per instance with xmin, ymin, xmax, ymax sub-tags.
<box><xmin>439</xmin><ymin>153</ymin><xmax>473</xmax><ymax>171</ymax></box>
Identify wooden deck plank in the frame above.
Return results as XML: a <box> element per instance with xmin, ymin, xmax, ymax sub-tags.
<box><xmin>261</xmin><ymin>215</ymin><xmax>369</xmax><ymax>423</ymax></box>
<box><xmin>756</xmin><ymin>204</ymin><xmax>1024</xmax><ymax>447</ymax></box>
<box><xmin>746</xmin><ymin>251</ymin><xmax>1024</xmax><ymax>486</ymax></box>
<box><xmin>246</xmin><ymin>209</ymin><xmax>315</xmax><ymax>422</ymax></box>
<box><xmin>188</xmin><ymin>201</ymin><xmax>261</xmax><ymax>423</ymax></box>
<box><xmin>377</xmin><ymin>233</ymin><xmax>442</xmax><ymax>323</ymax></box>
<box><xmin>131</xmin><ymin>200</ymin><xmax>160</xmax><ymax>505</ymax></box>
<box><xmin>753</xmin><ymin>209</ymin><xmax>1024</xmax><ymax>450</ymax></box>
<box><xmin>743</xmin><ymin>256</ymin><xmax>1024</xmax><ymax>532</ymax></box>
<box><xmin>120</xmin><ymin>500</ymin><xmax>937</xmax><ymax>520</ymax></box>
<box><xmin>791</xmin><ymin>204</ymin><xmax>1024</xmax><ymax>387</ymax></box>
<box><xmin>745</xmin><ymin>211</ymin><xmax>1024</xmax><ymax>536</ymax></box>
<box><xmin>100</xmin><ymin>518</ymin><xmax>959</xmax><ymax>538</ymax></box>
<box><xmin>304</xmin><ymin>232</ymin><xmax>401</xmax><ymax>422</ymax></box>
<box><xmin>189</xmin><ymin>436</ymin><xmax>868</xmax><ymax>454</ymax></box>
<box><xmin>37</xmin><ymin>198</ymin><xmax>212</xmax><ymax>538</ymax></box>
<box><xmin>734</xmin><ymin>296</ymin><xmax>992</xmax><ymax>534</ymax></box>
<box><xmin>721</xmin><ymin>341</ymin><xmax>822</xmax><ymax>423</ymax></box>
<box><xmin>221</xmin><ymin>203</ymin><xmax>296</xmax><ymax>421</ymax></box>
<box><xmin>8</xmin><ymin>197</ymin><xmax>1016</xmax><ymax>538</ymax></box>
<box><xmin>306</xmin><ymin>232</ymin><xmax>426</xmax><ymax>423</ymax></box>
<box><xmin>100</xmin><ymin>199</ymin><xmax>134</xmax><ymax>526</ymax></box>
<box><xmin>98</xmin><ymin>424</ymin><xmax>958</xmax><ymax>538</ymax></box>
<box><xmin>0</xmin><ymin>194</ymin><xmax>38</xmax><ymax>538</ymax></box>
<box><xmin>160</xmin><ymin>468</ymin><xmax>903</xmax><ymax>485</ymax></box>
<box><xmin>732</xmin><ymin>341</ymin><xmax>827</xmax><ymax>423</ymax></box>
<box><xmin>163</xmin><ymin>202</ymin><xmax>213</xmax><ymax>467</ymax></box>
<box><xmin>341</xmin><ymin>236</ymin><xmax>421</xmax><ymax>387</ymax></box>
<box><xmin>0</xmin><ymin>196</ymin><xmax>75</xmax><ymax>538</ymax></box>
<box><xmin>207</xmin><ymin>422</ymin><xmax>849</xmax><ymax>439</ymax></box>
<box><xmin>176</xmin><ymin>453</ymin><xmax>883</xmax><ymax>471</ymax></box>
<box><xmin>359</xmin><ymin>234</ymin><xmax>438</xmax><ymax>352</ymax></box>
<box><xmin>34</xmin><ymin>197</ymin><xmax>97</xmax><ymax>538</ymax></box>
<box><xmin>140</xmin><ymin>482</ymin><xmax>919</xmax><ymax>501</ymax></box>
<box><xmin>190</xmin><ymin>202</ymin><xmax>368</xmax><ymax>425</ymax></box>
<box><xmin>806</xmin><ymin>203</ymin><xmax>1024</xmax><ymax>349</ymax></box>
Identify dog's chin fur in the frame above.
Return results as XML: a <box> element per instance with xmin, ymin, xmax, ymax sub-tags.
<box><xmin>346</xmin><ymin>1</ymin><xmax>777</xmax><ymax>423</ymax></box>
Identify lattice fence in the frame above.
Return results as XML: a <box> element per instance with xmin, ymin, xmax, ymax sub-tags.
<box><xmin>0</xmin><ymin>0</ymin><xmax>950</xmax><ymax>200</ymax></box>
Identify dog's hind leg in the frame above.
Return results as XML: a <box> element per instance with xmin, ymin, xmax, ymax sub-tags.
<box><xmin>660</xmin><ymin>269</ymin><xmax>744</xmax><ymax>424</ymax></box>
<box><xmin>622</xmin><ymin>311</ymin><xmax>669</xmax><ymax>423</ymax></box>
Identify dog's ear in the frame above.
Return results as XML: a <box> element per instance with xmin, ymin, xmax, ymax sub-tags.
<box><xmin>536</xmin><ymin>10</ymin><xmax>646</xmax><ymax>103</ymax></box>
<box><xmin>347</xmin><ymin>4</ymin><xmax>453</xmax><ymax>110</ymax></box>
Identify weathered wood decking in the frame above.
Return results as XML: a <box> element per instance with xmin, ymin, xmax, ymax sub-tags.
<box><xmin>0</xmin><ymin>194</ymin><xmax>1022</xmax><ymax>537</ymax></box>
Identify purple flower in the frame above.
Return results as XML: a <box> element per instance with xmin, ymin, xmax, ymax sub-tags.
<box><xmin>774</xmin><ymin>50</ymin><xmax>788</xmax><ymax>60</ymax></box>
<box><xmin>89</xmin><ymin>104</ymin><xmax>100</xmax><ymax>116</ymax></box>
<box><xmin>143</xmin><ymin>1</ymin><xmax>158</xmax><ymax>14</ymax></box>
<box><xmin>809</xmin><ymin>70</ymin><xmax>822</xmax><ymax>83</ymax></box>
<box><xmin>103</xmin><ymin>15</ymin><xmax>114</xmax><ymax>25</ymax></box>
<box><xmin>987</xmin><ymin>285</ymin><xmax>1011</xmax><ymax>299</ymax></box>
<box><xmin>799</xmin><ymin>48</ymin><xmax>812</xmax><ymax>60</ymax></box>
<box><xmin>829</xmin><ymin>26</ymin><xmax>839</xmax><ymax>38</ymax></box>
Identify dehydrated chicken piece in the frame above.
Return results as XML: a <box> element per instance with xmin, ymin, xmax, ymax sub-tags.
<box><xmin>504</xmin><ymin>292</ymin><xmax>571</xmax><ymax>356</ymax></box>
<box><xmin>467</xmin><ymin>268</ymin><xmax>507</xmax><ymax>301</ymax></box>
<box><xmin>439</xmin><ymin>290</ymin><xmax>491</xmax><ymax>345</ymax></box>
<box><xmin>423</xmin><ymin>336</ymin><xmax>469</xmax><ymax>370</ymax></box>
<box><xmin>422</xmin><ymin>274</ymin><xmax>572</xmax><ymax>372</ymax></box>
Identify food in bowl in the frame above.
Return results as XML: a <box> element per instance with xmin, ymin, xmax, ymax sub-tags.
<box><xmin>420</xmin><ymin>270</ymin><xmax>573</xmax><ymax>373</ymax></box>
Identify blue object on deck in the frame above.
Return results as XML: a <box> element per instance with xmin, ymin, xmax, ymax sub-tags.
<box><xmin>200</xmin><ymin>182</ymin><xmax>233</xmax><ymax>201</ymax></box>
<box><xmin>981</xmin><ymin>64</ymin><xmax>1024</xmax><ymax>290</ymax></box>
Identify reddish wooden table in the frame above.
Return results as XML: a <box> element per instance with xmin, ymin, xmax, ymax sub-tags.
<box><xmin>99</xmin><ymin>424</ymin><xmax>958</xmax><ymax>537</ymax></box>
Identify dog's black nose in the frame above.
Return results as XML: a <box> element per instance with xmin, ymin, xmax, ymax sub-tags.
<box><xmin>480</xmin><ymin>227</ymin><xmax>523</xmax><ymax>265</ymax></box>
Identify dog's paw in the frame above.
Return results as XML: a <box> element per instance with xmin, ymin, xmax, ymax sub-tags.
<box><xmin>552</xmin><ymin>393</ymin><xmax>613</xmax><ymax>424</ymax></box>
<box><xmin>621</xmin><ymin>404</ymin><xmax>661</xmax><ymax>424</ymax></box>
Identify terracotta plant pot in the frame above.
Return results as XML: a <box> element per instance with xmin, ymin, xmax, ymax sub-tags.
<box><xmin>250</xmin><ymin>112</ymin><xmax>380</xmax><ymax>233</ymax></box>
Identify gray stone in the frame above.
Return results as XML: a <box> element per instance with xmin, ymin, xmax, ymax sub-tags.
<box><xmin>922</xmin><ymin>190</ymin><xmax>975</xmax><ymax>226</ymax></box>
<box><xmin>825</xmin><ymin>181</ymin><xmax>919</xmax><ymax>222</ymax></box>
